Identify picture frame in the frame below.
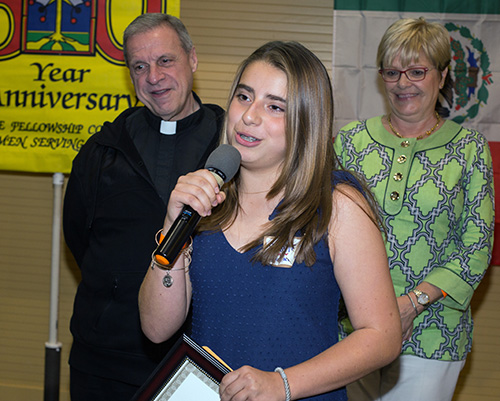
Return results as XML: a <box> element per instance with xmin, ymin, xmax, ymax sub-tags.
<box><xmin>131</xmin><ymin>334</ymin><xmax>231</xmax><ymax>401</ymax></box>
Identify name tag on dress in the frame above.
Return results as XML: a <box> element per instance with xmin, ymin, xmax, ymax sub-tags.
<box><xmin>264</xmin><ymin>236</ymin><xmax>302</xmax><ymax>268</ymax></box>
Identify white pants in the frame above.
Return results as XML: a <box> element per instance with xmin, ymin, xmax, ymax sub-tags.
<box><xmin>347</xmin><ymin>355</ymin><xmax>466</xmax><ymax>401</ymax></box>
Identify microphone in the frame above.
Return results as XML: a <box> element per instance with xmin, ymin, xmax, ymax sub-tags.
<box><xmin>154</xmin><ymin>144</ymin><xmax>241</xmax><ymax>265</ymax></box>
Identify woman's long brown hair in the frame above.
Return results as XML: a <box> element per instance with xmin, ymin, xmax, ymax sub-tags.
<box><xmin>198</xmin><ymin>41</ymin><xmax>380</xmax><ymax>266</ymax></box>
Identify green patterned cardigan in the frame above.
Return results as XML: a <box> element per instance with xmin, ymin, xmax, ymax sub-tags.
<box><xmin>334</xmin><ymin>116</ymin><xmax>494</xmax><ymax>361</ymax></box>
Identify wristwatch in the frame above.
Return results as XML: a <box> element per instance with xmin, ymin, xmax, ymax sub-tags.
<box><xmin>412</xmin><ymin>289</ymin><xmax>430</xmax><ymax>308</ymax></box>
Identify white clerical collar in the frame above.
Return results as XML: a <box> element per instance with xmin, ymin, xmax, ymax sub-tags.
<box><xmin>160</xmin><ymin>120</ymin><xmax>177</xmax><ymax>135</ymax></box>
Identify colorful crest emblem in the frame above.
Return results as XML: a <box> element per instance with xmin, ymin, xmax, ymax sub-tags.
<box><xmin>445</xmin><ymin>22</ymin><xmax>493</xmax><ymax>124</ymax></box>
<box><xmin>24</xmin><ymin>0</ymin><xmax>95</xmax><ymax>55</ymax></box>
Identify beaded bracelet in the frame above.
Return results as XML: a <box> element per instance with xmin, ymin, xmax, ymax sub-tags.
<box><xmin>275</xmin><ymin>367</ymin><xmax>291</xmax><ymax>401</ymax></box>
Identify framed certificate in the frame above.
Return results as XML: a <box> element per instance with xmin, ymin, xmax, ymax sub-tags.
<box><xmin>132</xmin><ymin>334</ymin><xmax>232</xmax><ymax>401</ymax></box>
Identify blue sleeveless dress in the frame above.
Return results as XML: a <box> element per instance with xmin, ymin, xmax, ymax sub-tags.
<box><xmin>189</xmin><ymin>171</ymin><xmax>358</xmax><ymax>401</ymax></box>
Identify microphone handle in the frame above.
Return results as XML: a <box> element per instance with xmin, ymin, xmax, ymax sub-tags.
<box><xmin>154</xmin><ymin>206</ymin><xmax>201</xmax><ymax>265</ymax></box>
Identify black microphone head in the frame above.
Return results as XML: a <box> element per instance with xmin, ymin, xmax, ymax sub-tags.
<box><xmin>205</xmin><ymin>144</ymin><xmax>241</xmax><ymax>184</ymax></box>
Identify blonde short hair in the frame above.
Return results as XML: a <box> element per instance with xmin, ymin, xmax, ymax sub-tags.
<box><xmin>376</xmin><ymin>17</ymin><xmax>451</xmax><ymax>72</ymax></box>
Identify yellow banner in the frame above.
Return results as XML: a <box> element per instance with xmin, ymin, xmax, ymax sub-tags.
<box><xmin>0</xmin><ymin>0</ymin><xmax>180</xmax><ymax>173</ymax></box>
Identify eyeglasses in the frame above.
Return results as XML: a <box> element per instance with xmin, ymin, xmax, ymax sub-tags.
<box><xmin>378</xmin><ymin>67</ymin><xmax>430</xmax><ymax>82</ymax></box>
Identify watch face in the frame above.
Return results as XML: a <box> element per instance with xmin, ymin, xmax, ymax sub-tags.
<box><xmin>418</xmin><ymin>294</ymin><xmax>430</xmax><ymax>305</ymax></box>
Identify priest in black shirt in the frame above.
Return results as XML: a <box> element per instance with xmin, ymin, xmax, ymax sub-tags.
<box><xmin>63</xmin><ymin>13</ymin><xmax>223</xmax><ymax>401</ymax></box>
